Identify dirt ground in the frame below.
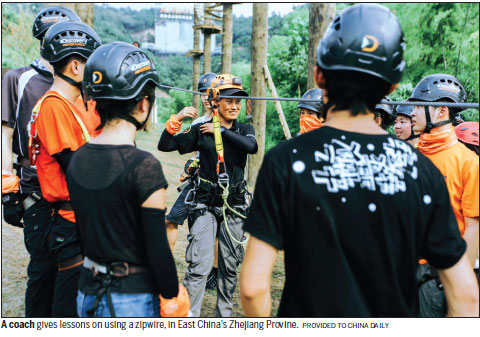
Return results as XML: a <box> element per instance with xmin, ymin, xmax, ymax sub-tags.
<box><xmin>1</xmin><ymin>124</ymin><xmax>285</xmax><ymax>317</ymax></box>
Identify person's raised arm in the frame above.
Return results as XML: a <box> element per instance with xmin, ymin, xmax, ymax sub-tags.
<box><xmin>240</xmin><ymin>236</ymin><xmax>278</xmax><ymax>316</ymax></box>
<box><xmin>158</xmin><ymin>107</ymin><xmax>199</xmax><ymax>153</ymax></box>
<box><xmin>437</xmin><ymin>253</ymin><xmax>479</xmax><ymax>317</ymax></box>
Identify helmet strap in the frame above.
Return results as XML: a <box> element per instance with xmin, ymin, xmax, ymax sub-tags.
<box><xmin>423</xmin><ymin>105</ymin><xmax>452</xmax><ymax>133</ymax></box>
<box><xmin>116</xmin><ymin>98</ymin><xmax>153</xmax><ymax>131</ymax></box>
<box><xmin>55</xmin><ymin>71</ymin><xmax>83</xmax><ymax>89</ymax></box>
<box><xmin>117</xmin><ymin>114</ymin><xmax>143</xmax><ymax>130</ymax></box>
<box><xmin>406</xmin><ymin>128</ymin><xmax>420</xmax><ymax>141</ymax></box>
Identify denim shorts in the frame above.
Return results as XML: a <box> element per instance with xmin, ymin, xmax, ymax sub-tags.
<box><xmin>165</xmin><ymin>182</ymin><xmax>194</xmax><ymax>225</ymax></box>
<box><xmin>77</xmin><ymin>290</ymin><xmax>160</xmax><ymax>317</ymax></box>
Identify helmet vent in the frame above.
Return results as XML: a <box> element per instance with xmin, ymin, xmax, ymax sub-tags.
<box><xmin>61</xmin><ymin>32</ymin><xmax>67</xmax><ymax>37</ymax></box>
<box><xmin>472</xmin><ymin>132</ymin><xmax>478</xmax><ymax>137</ymax></box>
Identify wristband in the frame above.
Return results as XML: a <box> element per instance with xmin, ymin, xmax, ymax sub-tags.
<box><xmin>165</xmin><ymin>114</ymin><xmax>182</xmax><ymax>134</ymax></box>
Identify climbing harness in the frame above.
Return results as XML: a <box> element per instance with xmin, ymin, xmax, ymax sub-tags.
<box><xmin>204</xmin><ymin>78</ymin><xmax>248</xmax><ymax>245</ymax></box>
<box><xmin>83</xmin><ymin>256</ymin><xmax>148</xmax><ymax>317</ymax></box>
<box><xmin>28</xmin><ymin>93</ymin><xmax>91</xmax><ymax>165</ymax></box>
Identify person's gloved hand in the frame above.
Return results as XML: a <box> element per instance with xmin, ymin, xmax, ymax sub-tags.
<box><xmin>2</xmin><ymin>192</ymin><xmax>24</xmax><ymax>228</ymax></box>
<box><xmin>160</xmin><ymin>284</ymin><xmax>190</xmax><ymax>317</ymax></box>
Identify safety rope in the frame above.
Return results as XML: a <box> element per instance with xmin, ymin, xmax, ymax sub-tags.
<box><xmin>217</xmin><ymin>173</ymin><xmax>248</xmax><ymax>245</ymax></box>
<box><xmin>157</xmin><ymin>83</ymin><xmax>479</xmax><ymax>109</ymax></box>
<box><xmin>204</xmin><ymin>85</ymin><xmax>248</xmax><ymax>245</ymax></box>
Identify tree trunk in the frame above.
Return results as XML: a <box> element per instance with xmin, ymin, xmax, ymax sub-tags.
<box><xmin>203</xmin><ymin>3</ymin><xmax>212</xmax><ymax>74</ymax></box>
<box><xmin>221</xmin><ymin>3</ymin><xmax>233</xmax><ymax>74</ymax></box>
<box><xmin>193</xmin><ymin>5</ymin><xmax>201</xmax><ymax>111</ymax></box>
<box><xmin>307</xmin><ymin>3</ymin><xmax>335</xmax><ymax>89</ymax></box>
<box><xmin>247</xmin><ymin>3</ymin><xmax>268</xmax><ymax>187</ymax></box>
<box><xmin>52</xmin><ymin>3</ymin><xmax>94</xmax><ymax>27</ymax></box>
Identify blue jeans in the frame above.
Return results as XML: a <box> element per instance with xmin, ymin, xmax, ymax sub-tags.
<box><xmin>77</xmin><ymin>291</ymin><xmax>160</xmax><ymax>317</ymax></box>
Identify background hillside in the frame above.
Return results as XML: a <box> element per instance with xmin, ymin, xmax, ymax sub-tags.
<box><xmin>2</xmin><ymin>3</ymin><xmax>478</xmax><ymax>150</ymax></box>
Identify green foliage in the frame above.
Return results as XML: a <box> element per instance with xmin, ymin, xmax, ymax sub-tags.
<box><xmin>93</xmin><ymin>4</ymin><xmax>154</xmax><ymax>43</ymax></box>
<box><xmin>384</xmin><ymin>3</ymin><xmax>479</xmax><ymax>108</ymax></box>
<box><xmin>264</xmin><ymin>5</ymin><xmax>309</xmax><ymax>150</ymax></box>
<box><xmin>1</xmin><ymin>4</ymin><xmax>38</xmax><ymax>68</ymax></box>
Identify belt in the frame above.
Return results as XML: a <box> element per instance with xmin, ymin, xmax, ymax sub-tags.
<box><xmin>19</xmin><ymin>157</ymin><xmax>32</xmax><ymax>169</ymax></box>
<box><xmin>22</xmin><ymin>192</ymin><xmax>42</xmax><ymax>211</ymax></box>
<box><xmin>58</xmin><ymin>254</ymin><xmax>84</xmax><ymax>271</ymax></box>
<box><xmin>198</xmin><ymin>178</ymin><xmax>246</xmax><ymax>195</ymax></box>
<box><xmin>57</xmin><ymin>201</ymin><xmax>73</xmax><ymax>211</ymax></box>
<box><xmin>83</xmin><ymin>256</ymin><xmax>148</xmax><ymax>277</ymax></box>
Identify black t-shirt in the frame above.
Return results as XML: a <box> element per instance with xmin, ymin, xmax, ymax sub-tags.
<box><xmin>244</xmin><ymin>126</ymin><xmax>466</xmax><ymax>317</ymax></box>
<box><xmin>67</xmin><ymin>143</ymin><xmax>169</xmax><ymax>292</ymax></box>
<box><xmin>1</xmin><ymin>59</ymin><xmax>54</xmax><ymax>194</ymax></box>
<box><xmin>158</xmin><ymin>118</ymin><xmax>257</xmax><ymax>205</ymax></box>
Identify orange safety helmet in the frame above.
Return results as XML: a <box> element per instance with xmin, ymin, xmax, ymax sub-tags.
<box><xmin>209</xmin><ymin>74</ymin><xmax>248</xmax><ymax>99</ymax></box>
<box><xmin>455</xmin><ymin>121</ymin><xmax>479</xmax><ymax>146</ymax></box>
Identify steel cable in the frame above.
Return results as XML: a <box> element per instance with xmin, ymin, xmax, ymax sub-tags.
<box><xmin>158</xmin><ymin>84</ymin><xmax>479</xmax><ymax>109</ymax></box>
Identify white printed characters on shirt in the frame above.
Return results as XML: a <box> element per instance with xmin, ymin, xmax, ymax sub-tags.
<box><xmin>309</xmin><ymin>137</ymin><xmax>418</xmax><ymax>195</ymax></box>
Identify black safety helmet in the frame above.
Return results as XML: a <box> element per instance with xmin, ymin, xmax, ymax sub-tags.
<box><xmin>198</xmin><ymin>72</ymin><xmax>217</xmax><ymax>92</ymax></box>
<box><xmin>396</xmin><ymin>103</ymin><xmax>414</xmax><ymax>118</ymax></box>
<box><xmin>83</xmin><ymin>42</ymin><xmax>160</xmax><ymax>101</ymax></box>
<box><xmin>317</xmin><ymin>4</ymin><xmax>405</xmax><ymax>85</ymax></box>
<box><xmin>409</xmin><ymin>74</ymin><xmax>466</xmax><ymax>107</ymax></box>
<box><xmin>375</xmin><ymin>96</ymin><xmax>396</xmax><ymax>118</ymax></box>
<box><xmin>409</xmin><ymin>74</ymin><xmax>467</xmax><ymax>132</ymax></box>
<box><xmin>32</xmin><ymin>6</ymin><xmax>82</xmax><ymax>40</ymax></box>
<box><xmin>297</xmin><ymin>89</ymin><xmax>325</xmax><ymax>117</ymax></box>
<box><xmin>41</xmin><ymin>21</ymin><xmax>102</xmax><ymax>63</ymax></box>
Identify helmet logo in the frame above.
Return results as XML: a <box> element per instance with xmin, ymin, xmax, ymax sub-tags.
<box><xmin>60</xmin><ymin>38</ymin><xmax>87</xmax><ymax>46</ymax></box>
<box><xmin>437</xmin><ymin>83</ymin><xmax>460</xmax><ymax>94</ymax></box>
<box><xmin>130</xmin><ymin>61</ymin><xmax>151</xmax><ymax>74</ymax></box>
<box><xmin>41</xmin><ymin>16</ymin><xmax>69</xmax><ymax>23</ymax></box>
<box><xmin>307</xmin><ymin>95</ymin><xmax>311</xmax><ymax>99</ymax></box>
<box><xmin>203</xmin><ymin>78</ymin><xmax>207</xmax><ymax>83</ymax></box>
<box><xmin>361</xmin><ymin>35</ymin><xmax>379</xmax><ymax>52</ymax></box>
<box><xmin>92</xmin><ymin>71</ymin><xmax>102</xmax><ymax>84</ymax></box>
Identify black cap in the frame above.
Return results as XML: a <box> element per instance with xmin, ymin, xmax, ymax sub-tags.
<box><xmin>316</xmin><ymin>4</ymin><xmax>405</xmax><ymax>84</ymax></box>
<box><xmin>220</xmin><ymin>88</ymin><xmax>249</xmax><ymax>97</ymax></box>
<box><xmin>41</xmin><ymin>21</ymin><xmax>101</xmax><ymax>63</ymax></box>
<box><xmin>32</xmin><ymin>6</ymin><xmax>82</xmax><ymax>40</ymax></box>
<box><xmin>83</xmin><ymin>42</ymin><xmax>160</xmax><ymax>101</ymax></box>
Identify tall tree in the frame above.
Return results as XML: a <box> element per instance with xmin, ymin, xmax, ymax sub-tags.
<box><xmin>307</xmin><ymin>3</ymin><xmax>335</xmax><ymax>89</ymax></box>
<box><xmin>221</xmin><ymin>3</ymin><xmax>233</xmax><ymax>74</ymax></box>
<box><xmin>52</xmin><ymin>3</ymin><xmax>93</xmax><ymax>26</ymax></box>
<box><xmin>248</xmin><ymin>3</ymin><xmax>268</xmax><ymax>187</ymax></box>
